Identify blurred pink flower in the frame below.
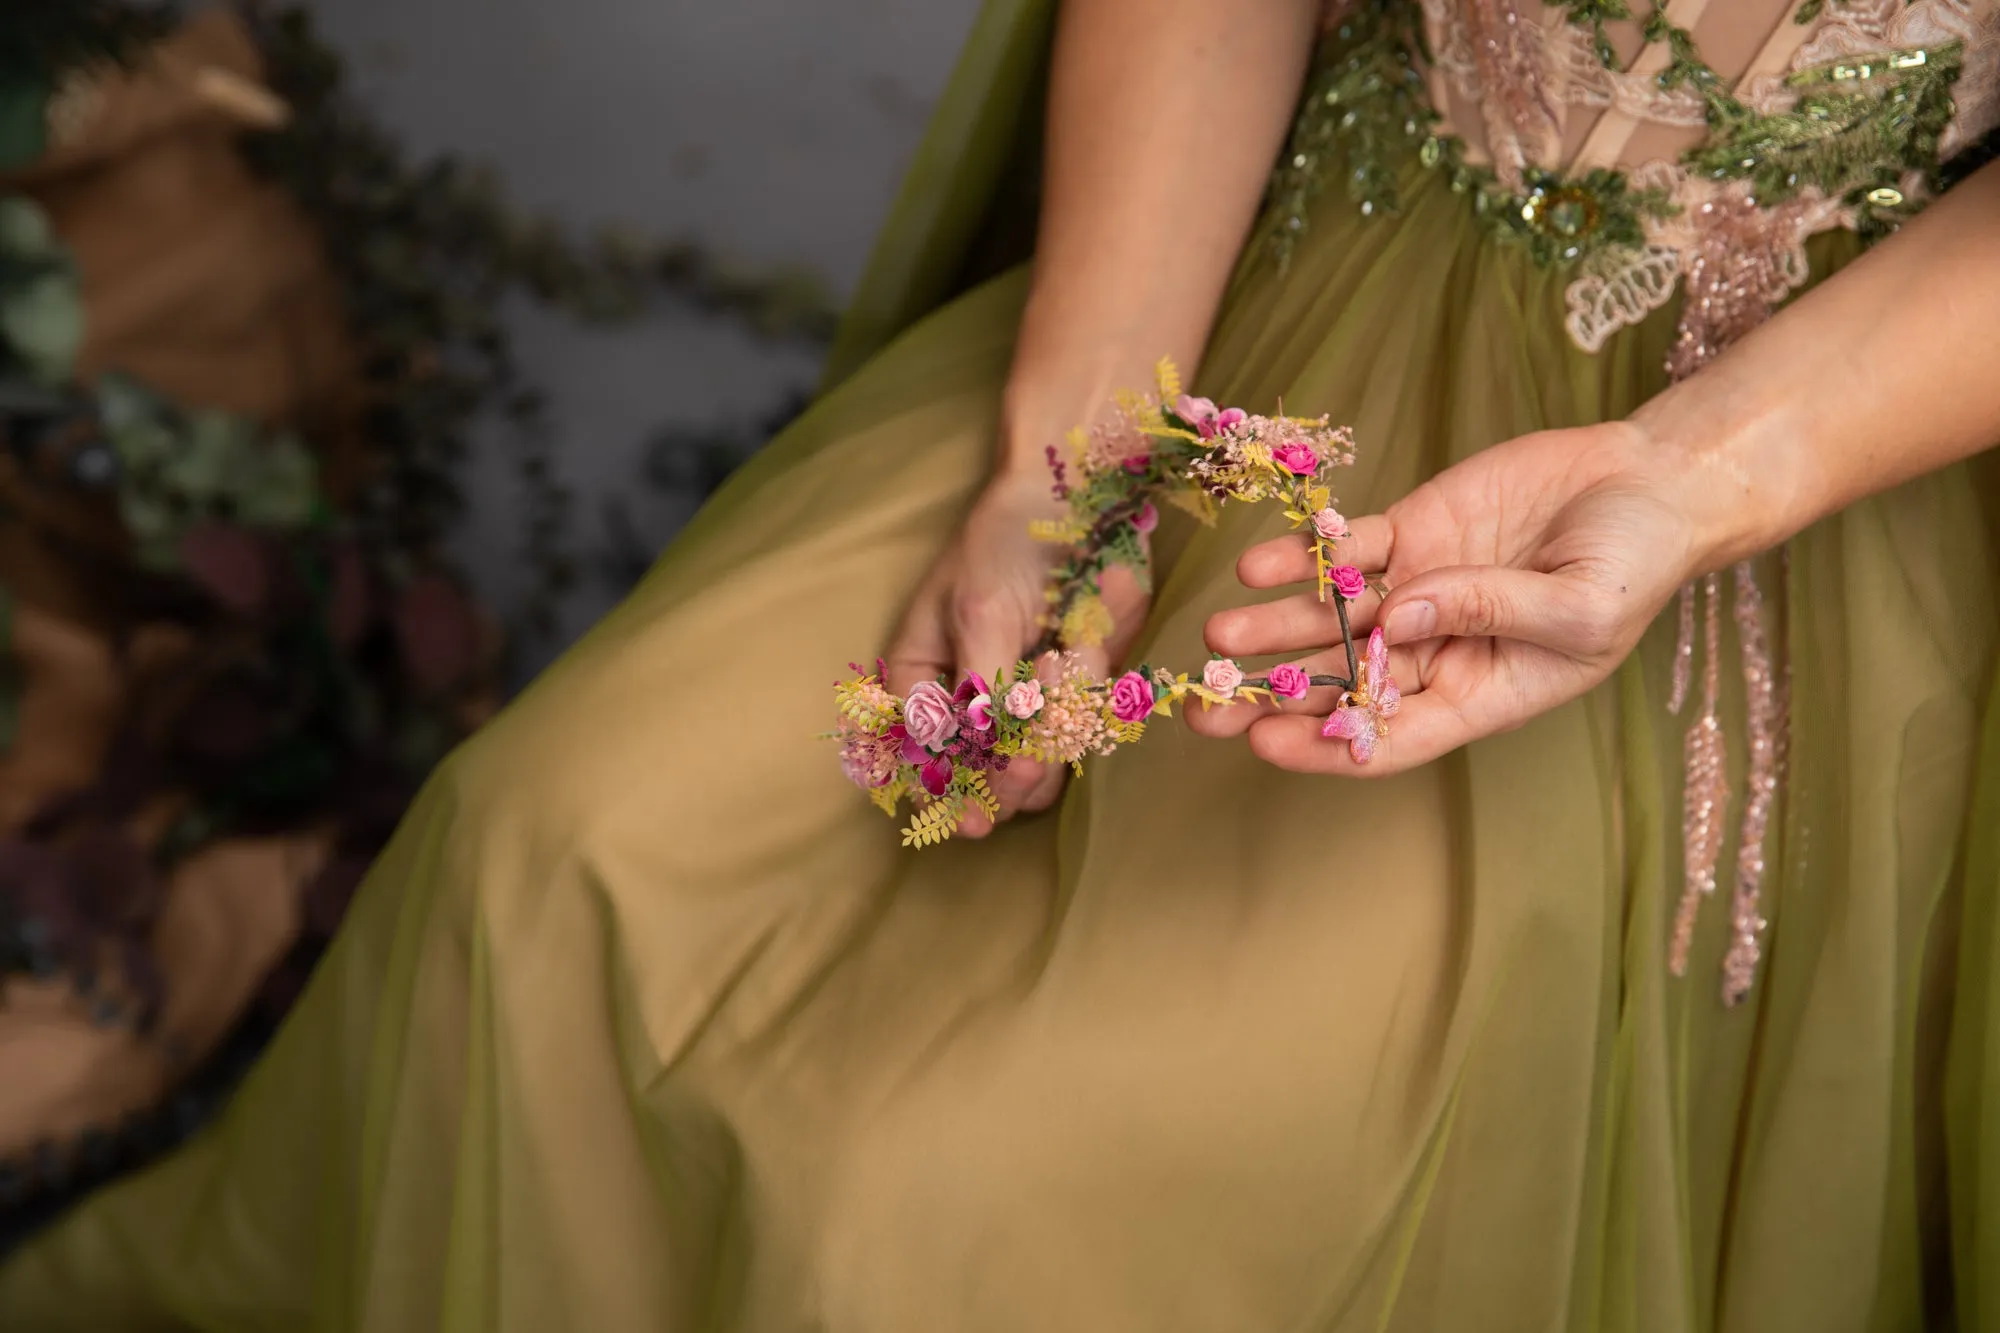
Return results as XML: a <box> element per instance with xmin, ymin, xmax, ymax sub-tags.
<box><xmin>1175</xmin><ymin>394</ymin><xmax>1247</xmax><ymax>439</ymax></box>
<box><xmin>1133</xmin><ymin>502</ymin><xmax>1159</xmax><ymax>535</ymax></box>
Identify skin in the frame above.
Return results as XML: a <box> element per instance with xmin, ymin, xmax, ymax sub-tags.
<box><xmin>882</xmin><ymin>0</ymin><xmax>1323</xmax><ymax>835</ymax></box>
<box><xmin>1190</xmin><ymin>159</ymin><xmax>2000</xmax><ymax>775</ymax></box>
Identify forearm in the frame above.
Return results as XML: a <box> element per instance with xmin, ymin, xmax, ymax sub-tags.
<box><xmin>1637</xmin><ymin>159</ymin><xmax>2000</xmax><ymax>569</ymax></box>
<box><xmin>998</xmin><ymin>0</ymin><xmax>1321</xmax><ymax>473</ymax></box>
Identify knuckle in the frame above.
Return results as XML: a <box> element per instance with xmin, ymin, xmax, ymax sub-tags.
<box><xmin>1458</xmin><ymin>581</ymin><xmax>1508</xmax><ymax>637</ymax></box>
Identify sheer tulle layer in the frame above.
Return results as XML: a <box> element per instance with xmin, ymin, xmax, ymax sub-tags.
<box><xmin>2</xmin><ymin>162</ymin><xmax>1997</xmax><ymax>1331</ymax></box>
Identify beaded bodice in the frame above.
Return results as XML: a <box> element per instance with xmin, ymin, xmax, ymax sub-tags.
<box><xmin>1282</xmin><ymin>0</ymin><xmax>2000</xmax><ymax>363</ymax></box>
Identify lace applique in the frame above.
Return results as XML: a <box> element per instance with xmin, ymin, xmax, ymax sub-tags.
<box><xmin>1563</xmin><ymin>241</ymin><xmax>1680</xmax><ymax>352</ymax></box>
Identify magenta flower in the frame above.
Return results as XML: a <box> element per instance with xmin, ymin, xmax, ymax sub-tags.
<box><xmin>1201</xmin><ymin>657</ymin><xmax>1244</xmax><ymax>699</ymax></box>
<box><xmin>1133</xmin><ymin>501</ymin><xmax>1159</xmax><ymax>535</ymax></box>
<box><xmin>1266</xmin><ymin>663</ymin><xmax>1311</xmax><ymax>699</ymax></box>
<box><xmin>1122</xmin><ymin>454</ymin><xmax>1151</xmax><ymax>476</ymax></box>
<box><xmin>919</xmin><ymin>753</ymin><xmax>955</xmax><ymax>797</ymax></box>
<box><xmin>1321</xmin><ymin>627</ymin><xmax>1401</xmax><ymax>763</ymax></box>
<box><xmin>1004</xmin><ymin>679</ymin><xmax>1044</xmax><ymax>719</ymax></box>
<box><xmin>1331</xmin><ymin>565</ymin><xmax>1367</xmax><ymax>600</ymax></box>
<box><xmin>953</xmin><ymin>672</ymin><xmax>995</xmax><ymax>732</ymax></box>
<box><xmin>1109</xmin><ymin>671</ymin><xmax>1155</xmax><ymax>723</ymax></box>
<box><xmin>1270</xmin><ymin>442</ymin><xmax>1320</xmax><ymax>476</ymax></box>
<box><xmin>1311</xmin><ymin>506</ymin><xmax>1349</xmax><ymax>540</ymax></box>
<box><xmin>902</xmin><ymin>680</ymin><xmax>959</xmax><ymax>752</ymax></box>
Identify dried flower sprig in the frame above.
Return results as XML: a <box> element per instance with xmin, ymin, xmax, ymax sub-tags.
<box><xmin>833</xmin><ymin>359</ymin><xmax>1392</xmax><ymax>846</ymax></box>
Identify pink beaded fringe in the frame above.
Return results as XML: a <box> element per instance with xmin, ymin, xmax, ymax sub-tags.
<box><xmin>1662</xmin><ymin>188</ymin><xmax>1797</xmax><ymax>1004</ymax></box>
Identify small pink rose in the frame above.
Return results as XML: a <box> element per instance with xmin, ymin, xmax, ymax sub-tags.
<box><xmin>1109</xmin><ymin>671</ymin><xmax>1155</xmax><ymax>723</ymax></box>
<box><xmin>1202</xmin><ymin>657</ymin><xmax>1244</xmax><ymax>699</ymax></box>
<box><xmin>919</xmin><ymin>753</ymin><xmax>954</xmax><ymax>797</ymax></box>
<box><xmin>1270</xmin><ymin>442</ymin><xmax>1320</xmax><ymax>476</ymax></box>
<box><xmin>1122</xmin><ymin>454</ymin><xmax>1151</xmax><ymax>475</ymax></box>
<box><xmin>1311</xmin><ymin>507</ymin><xmax>1349</xmax><ymax>541</ymax></box>
<box><xmin>1216</xmin><ymin>407</ymin><xmax>1247</xmax><ymax>434</ymax></box>
<box><xmin>902</xmin><ymin>680</ymin><xmax>960</xmax><ymax>751</ymax></box>
<box><xmin>1267</xmin><ymin>663</ymin><xmax>1311</xmax><ymax>699</ymax></box>
<box><xmin>1331</xmin><ymin>565</ymin><xmax>1367</xmax><ymax>600</ymax></box>
<box><xmin>1004</xmin><ymin>679</ymin><xmax>1044</xmax><ymax>719</ymax></box>
<box><xmin>1132</xmin><ymin>502</ymin><xmax>1159</xmax><ymax>535</ymax></box>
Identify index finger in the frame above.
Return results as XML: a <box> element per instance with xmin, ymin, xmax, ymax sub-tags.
<box><xmin>1237</xmin><ymin>514</ymin><xmax>1393</xmax><ymax>589</ymax></box>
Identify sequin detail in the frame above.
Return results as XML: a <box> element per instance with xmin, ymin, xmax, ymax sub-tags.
<box><xmin>1668</xmin><ymin>572</ymin><xmax>1728</xmax><ymax>979</ymax></box>
<box><xmin>1722</xmin><ymin>560</ymin><xmax>1780</xmax><ymax>1006</ymax></box>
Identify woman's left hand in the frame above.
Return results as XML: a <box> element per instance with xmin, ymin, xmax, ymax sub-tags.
<box><xmin>1186</xmin><ymin>420</ymin><xmax>1722</xmax><ymax>775</ymax></box>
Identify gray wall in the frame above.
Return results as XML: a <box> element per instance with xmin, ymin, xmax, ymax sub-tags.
<box><xmin>307</xmin><ymin>0</ymin><xmax>983</xmax><ymax>672</ymax></box>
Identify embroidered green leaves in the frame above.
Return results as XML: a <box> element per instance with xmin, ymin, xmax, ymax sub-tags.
<box><xmin>1264</xmin><ymin>0</ymin><xmax>1972</xmax><ymax>278</ymax></box>
<box><xmin>1266</xmin><ymin>1</ymin><xmax>1435</xmax><ymax>272</ymax></box>
<box><xmin>1682</xmin><ymin>43</ymin><xmax>1966</xmax><ymax>241</ymax></box>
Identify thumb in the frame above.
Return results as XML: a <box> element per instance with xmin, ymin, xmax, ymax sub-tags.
<box><xmin>1379</xmin><ymin>565</ymin><xmax>1614</xmax><ymax>658</ymax></box>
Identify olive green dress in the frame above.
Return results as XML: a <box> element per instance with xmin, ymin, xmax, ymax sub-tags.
<box><xmin>4</xmin><ymin>2</ymin><xmax>2000</xmax><ymax>1329</ymax></box>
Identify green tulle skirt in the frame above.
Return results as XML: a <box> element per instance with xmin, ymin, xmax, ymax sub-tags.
<box><xmin>5</xmin><ymin>63</ymin><xmax>2000</xmax><ymax>1333</ymax></box>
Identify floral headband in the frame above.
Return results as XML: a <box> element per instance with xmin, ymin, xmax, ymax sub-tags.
<box><xmin>831</xmin><ymin>360</ymin><xmax>1398</xmax><ymax>846</ymax></box>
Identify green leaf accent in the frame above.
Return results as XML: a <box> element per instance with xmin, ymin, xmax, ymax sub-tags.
<box><xmin>0</xmin><ymin>71</ymin><xmax>51</xmax><ymax>174</ymax></box>
<box><xmin>0</xmin><ymin>269</ymin><xmax>83</xmax><ymax>383</ymax></box>
<box><xmin>0</xmin><ymin>194</ymin><xmax>84</xmax><ymax>385</ymax></box>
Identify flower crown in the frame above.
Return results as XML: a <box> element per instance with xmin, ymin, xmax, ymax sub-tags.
<box><xmin>832</xmin><ymin>359</ymin><xmax>1398</xmax><ymax>846</ymax></box>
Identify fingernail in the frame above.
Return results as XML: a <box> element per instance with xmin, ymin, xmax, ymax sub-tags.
<box><xmin>1384</xmin><ymin>600</ymin><xmax>1435</xmax><ymax>644</ymax></box>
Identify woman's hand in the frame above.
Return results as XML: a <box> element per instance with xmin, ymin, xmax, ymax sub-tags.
<box><xmin>884</xmin><ymin>467</ymin><xmax>1148</xmax><ymax>835</ymax></box>
<box><xmin>1188</xmin><ymin>421</ymin><xmax>1718</xmax><ymax>775</ymax></box>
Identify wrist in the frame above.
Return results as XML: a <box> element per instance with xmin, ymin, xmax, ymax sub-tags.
<box><xmin>1627</xmin><ymin>375</ymin><xmax>1832</xmax><ymax>576</ymax></box>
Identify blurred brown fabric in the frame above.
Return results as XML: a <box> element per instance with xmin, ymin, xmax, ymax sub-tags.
<box><xmin>0</xmin><ymin>8</ymin><xmax>361</xmax><ymax>1162</ymax></box>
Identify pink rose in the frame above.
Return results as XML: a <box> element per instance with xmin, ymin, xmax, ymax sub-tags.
<box><xmin>1109</xmin><ymin>671</ymin><xmax>1155</xmax><ymax>723</ymax></box>
<box><xmin>1267</xmin><ymin>663</ymin><xmax>1311</xmax><ymax>699</ymax></box>
<box><xmin>1202</xmin><ymin>657</ymin><xmax>1244</xmax><ymax>698</ymax></box>
<box><xmin>1311</xmin><ymin>506</ymin><xmax>1349</xmax><ymax>540</ymax></box>
<box><xmin>1122</xmin><ymin>454</ymin><xmax>1151</xmax><ymax>475</ymax></box>
<box><xmin>901</xmin><ymin>680</ymin><xmax>959</xmax><ymax>751</ymax></box>
<box><xmin>1004</xmin><ymin>679</ymin><xmax>1044</xmax><ymax>719</ymax></box>
<box><xmin>1270</xmin><ymin>442</ymin><xmax>1320</xmax><ymax>476</ymax></box>
<box><xmin>1132</xmin><ymin>502</ymin><xmax>1159</xmax><ymax>535</ymax></box>
<box><xmin>1331</xmin><ymin>565</ymin><xmax>1367</xmax><ymax>600</ymax></box>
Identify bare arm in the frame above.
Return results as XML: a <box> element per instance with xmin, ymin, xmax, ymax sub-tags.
<box><xmin>998</xmin><ymin>0</ymin><xmax>1323</xmax><ymax>474</ymax></box>
<box><xmin>1645</xmin><ymin>158</ymin><xmax>2000</xmax><ymax>569</ymax></box>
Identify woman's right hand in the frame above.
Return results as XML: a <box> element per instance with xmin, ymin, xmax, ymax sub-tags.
<box><xmin>883</xmin><ymin>467</ymin><xmax>1148</xmax><ymax>838</ymax></box>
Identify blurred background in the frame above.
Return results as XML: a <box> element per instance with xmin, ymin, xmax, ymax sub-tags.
<box><xmin>0</xmin><ymin>0</ymin><xmax>976</xmax><ymax>1241</ymax></box>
